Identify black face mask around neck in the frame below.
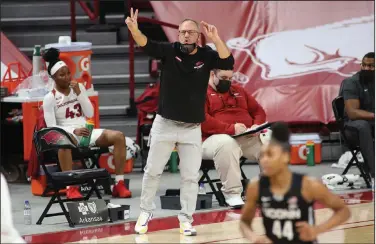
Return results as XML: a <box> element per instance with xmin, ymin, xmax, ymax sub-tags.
<box><xmin>215</xmin><ymin>79</ymin><xmax>231</xmax><ymax>93</ymax></box>
<box><xmin>180</xmin><ymin>43</ymin><xmax>196</xmax><ymax>54</ymax></box>
<box><xmin>360</xmin><ymin>70</ymin><xmax>375</xmax><ymax>83</ymax></box>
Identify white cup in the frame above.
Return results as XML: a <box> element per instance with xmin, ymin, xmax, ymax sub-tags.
<box><xmin>58</xmin><ymin>36</ymin><xmax>72</xmax><ymax>45</ymax></box>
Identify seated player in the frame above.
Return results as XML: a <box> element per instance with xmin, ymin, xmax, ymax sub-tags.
<box><xmin>339</xmin><ymin>52</ymin><xmax>375</xmax><ymax>181</ymax></box>
<box><xmin>201</xmin><ymin>68</ymin><xmax>267</xmax><ymax>208</ymax></box>
<box><xmin>42</xmin><ymin>48</ymin><xmax>131</xmax><ymax>199</ymax></box>
<box><xmin>240</xmin><ymin>122</ymin><xmax>350</xmax><ymax>244</ymax></box>
<box><xmin>1</xmin><ymin>174</ymin><xmax>26</xmax><ymax>243</ymax></box>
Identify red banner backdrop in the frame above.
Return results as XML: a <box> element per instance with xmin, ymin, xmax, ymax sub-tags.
<box><xmin>150</xmin><ymin>1</ymin><xmax>374</xmax><ymax>124</ymax></box>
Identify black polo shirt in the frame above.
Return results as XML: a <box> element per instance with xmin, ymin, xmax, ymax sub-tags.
<box><xmin>142</xmin><ymin>40</ymin><xmax>234</xmax><ymax>123</ymax></box>
<box><xmin>339</xmin><ymin>71</ymin><xmax>375</xmax><ymax>120</ymax></box>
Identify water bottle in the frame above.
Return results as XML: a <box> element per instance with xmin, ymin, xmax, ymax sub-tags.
<box><xmin>24</xmin><ymin>200</ymin><xmax>32</xmax><ymax>225</ymax></box>
<box><xmin>169</xmin><ymin>149</ymin><xmax>179</xmax><ymax>173</ymax></box>
<box><xmin>306</xmin><ymin>140</ymin><xmax>315</xmax><ymax>166</ymax></box>
<box><xmin>79</xmin><ymin>118</ymin><xmax>95</xmax><ymax>147</ymax></box>
<box><xmin>198</xmin><ymin>183</ymin><xmax>206</xmax><ymax>195</ymax></box>
<box><xmin>32</xmin><ymin>45</ymin><xmax>42</xmax><ymax>76</ymax></box>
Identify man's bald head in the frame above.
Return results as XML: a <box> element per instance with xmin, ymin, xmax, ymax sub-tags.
<box><xmin>179</xmin><ymin>19</ymin><xmax>200</xmax><ymax>31</ymax></box>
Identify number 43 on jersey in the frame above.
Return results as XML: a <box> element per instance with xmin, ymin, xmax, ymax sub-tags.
<box><xmin>65</xmin><ymin>104</ymin><xmax>83</xmax><ymax>119</ymax></box>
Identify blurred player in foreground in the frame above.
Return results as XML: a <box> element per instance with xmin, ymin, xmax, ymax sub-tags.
<box><xmin>240</xmin><ymin>122</ymin><xmax>350</xmax><ymax>244</ymax></box>
<box><xmin>1</xmin><ymin>174</ymin><xmax>26</xmax><ymax>243</ymax></box>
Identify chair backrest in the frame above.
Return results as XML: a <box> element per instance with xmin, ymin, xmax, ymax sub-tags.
<box><xmin>332</xmin><ymin>96</ymin><xmax>345</xmax><ymax>129</ymax></box>
<box><xmin>332</xmin><ymin>96</ymin><xmax>353</xmax><ymax>145</ymax></box>
<box><xmin>33</xmin><ymin>127</ymin><xmax>77</xmax><ymax>156</ymax></box>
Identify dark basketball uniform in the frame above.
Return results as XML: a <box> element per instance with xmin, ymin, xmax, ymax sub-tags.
<box><xmin>257</xmin><ymin>173</ymin><xmax>317</xmax><ymax>244</ymax></box>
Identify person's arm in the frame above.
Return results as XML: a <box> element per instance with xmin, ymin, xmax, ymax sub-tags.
<box><xmin>240</xmin><ymin>179</ymin><xmax>263</xmax><ymax>242</ymax></box>
<box><xmin>42</xmin><ymin>93</ymin><xmax>76</xmax><ymax>136</ymax></box>
<box><xmin>212</xmin><ymin>36</ymin><xmax>231</xmax><ymax>59</ymax></box>
<box><xmin>126</xmin><ymin>8</ymin><xmax>172</xmax><ymax>58</ymax></box>
<box><xmin>342</xmin><ymin>79</ymin><xmax>375</xmax><ymax>120</ymax></box>
<box><xmin>132</xmin><ymin>29</ymin><xmax>172</xmax><ymax>59</ymax></box>
<box><xmin>130</xmin><ymin>28</ymin><xmax>147</xmax><ymax>47</ymax></box>
<box><xmin>141</xmin><ymin>39</ymin><xmax>174</xmax><ymax>59</ymax></box>
<box><xmin>201</xmin><ymin>101</ymin><xmax>235</xmax><ymax>135</ymax></box>
<box><xmin>208</xmin><ymin>49</ymin><xmax>235</xmax><ymax>70</ymax></box>
<box><xmin>201</xmin><ymin>21</ymin><xmax>231</xmax><ymax>59</ymax></box>
<box><xmin>75</xmin><ymin>83</ymin><xmax>94</xmax><ymax>118</ymax></box>
<box><xmin>201</xmin><ymin>21</ymin><xmax>234</xmax><ymax>70</ymax></box>
<box><xmin>299</xmin><ymin>177</ymin><xmax>351</xmax><ymax>241</ymax></box>
<box><xmin>244</xmin><ymin>89</ymin><xmax>266</xmax><ymax>125</ymax></box>
<box><xmin>344</xmin><ymin>99</ymin><xmax>375</xmax><ymax>120</ymax></box>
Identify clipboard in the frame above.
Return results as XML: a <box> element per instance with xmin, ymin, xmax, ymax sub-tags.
<box><xmin>232</xmin><ymin>122</ymin><xmax>273</xmax><ymax>138</ymax></box>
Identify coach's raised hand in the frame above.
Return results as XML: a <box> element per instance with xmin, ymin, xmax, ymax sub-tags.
<box><xmin>201</xmin><ymin>21</ymin><xmax>219</xmax><ymax>42</ymax></box>
<box><xmin>201</xmin><ymin>21</ymin><xmax>230</xmax><ymax>58</ymax></box>
<box><xmin>125</xmin><ymin>8</ymin><xmax>147</xmax><ymax>47</ymax></box>
<box><xmin>125</xmin><ymin>8</ymin><xmax>138</xmax><ymax>33</ymax></box>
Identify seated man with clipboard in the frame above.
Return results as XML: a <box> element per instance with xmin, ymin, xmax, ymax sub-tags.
<box><xmin>201</xmin><ymin>68</ymin><xmax>270</xmax><ymax>208</ymax></box>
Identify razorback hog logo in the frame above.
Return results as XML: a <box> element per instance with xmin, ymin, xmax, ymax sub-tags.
<box><xmin>226</xmin><ymin>15</ymin><xmax>374</xmax><ymax>80</ymax></box>
<box><xmin>41</xmin><ymin>130</ymin><xmax>66</xmax><ymax>145</ymax></box>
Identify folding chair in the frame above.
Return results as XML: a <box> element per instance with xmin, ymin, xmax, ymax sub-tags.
<box><xmin>332</xmin><ymin>96</ymin><xmax>372</xmax><ymax>188</ymax></box>
<box><xmin>199</xmin><ymin>157</ymin><xmax>249</xmax><ymax>206</ymax></box>
<box><xmin>33</xmin><ymin>127</ymin><xmax>111</xmax><ymax>227</ymax></box>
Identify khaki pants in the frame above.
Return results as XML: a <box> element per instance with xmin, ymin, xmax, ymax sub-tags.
<box><xmin>202</xmin><ymin>134</ymin><xmax>262</xmax><ymax>195</ymax></box>
<box><xmin>140</xmin><ymin>115</ymin><xmax>202</xmax><ymax>223</ymax></box>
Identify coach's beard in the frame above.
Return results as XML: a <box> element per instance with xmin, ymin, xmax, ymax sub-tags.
<box><xmin>180</xmin><ymin>43</ymin><xmax>196</xmax><ymax>54</ymax></box>
<box><xmin>360</xmin><ymin>70</ymin><xmax>375</xmax><ymax>83</ymax></box>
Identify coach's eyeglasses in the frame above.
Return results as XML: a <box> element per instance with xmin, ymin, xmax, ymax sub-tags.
<box><xmin>178</xmin><ymin>30</ymin><xmax>200</xmax><ymax>36</ymax></box>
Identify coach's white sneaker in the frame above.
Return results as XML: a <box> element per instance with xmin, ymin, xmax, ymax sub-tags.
<box><xmin>135</xmin><ymin>211</ymin><xmax>153</xmax><ymax>234</ymax></box>
<box><xmin>224</xmin><ymin>193</ymin><xmax>245</xmax><ymax>208</ymax></box>
<box><xmin>135</xmin><ymin>234</ymin><xmax>149</xmax><ymax>243</ymax></box>
<box><xmin>180</xmin><ymin>222</ymin><xmax>197</xmax><ymax>236</ymax></box>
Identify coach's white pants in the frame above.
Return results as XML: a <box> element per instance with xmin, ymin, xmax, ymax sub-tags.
<box><xmin>202</xmin><ymin>134</ymin><xmax>262</xmax><ymax>195</ymax></box>
<box><xmin>140</xmin><ymin>115</ymin><xmax>202</xmax><ymax>223</ymax></box>
<box><xmin>1</xmin><ymin>174</ymin><xmax>26</xmax><ymax>243</ymax></box>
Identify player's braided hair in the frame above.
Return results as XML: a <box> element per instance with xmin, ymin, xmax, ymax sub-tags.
<box><xmin>270</xmin><ymin>122</ymin><xmax>291</xmax><ymax>152</ymax></box>
<box><xmin>42</xmin><ymin>48</ymin><xmax>61</xmax><ymax>76</ymax></box>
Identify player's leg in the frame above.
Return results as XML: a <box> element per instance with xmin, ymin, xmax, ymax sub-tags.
<box><xmin>135</xmin><ymin>115</ymin><xmax>176</xmax><ymax>234</ymax></box>
<box><xmin>58</xmin><ymin>133</ymin><xmax>78</xmax><ymax>171</ymax></box>
<box><xmin>202</xmin><ymin>134</ymin><xmax>243</xmax><ymax>207</ymax></box>
<box><xmin>58</xmin><ymin>149</ymin><xmax>74</xmax><ymax>171</ymax></box>
<box><xmin>345</xmin><ymin>120</ymin><xmax>375</xmax><ymax>179</ymax></box>
<box><xmin>92</xmin><ymin>129</ymin><xmax>131</xmax><ymax>198</ymax></box>
<box><xmin>176</xmin><ymin>123</ymin><xmax>202</xmax><ymax>236</ymax></box>
<box><xmin>57</xmin><ymin>135</ymin><xmax>82</xmax><ymax>199</ymax></box>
